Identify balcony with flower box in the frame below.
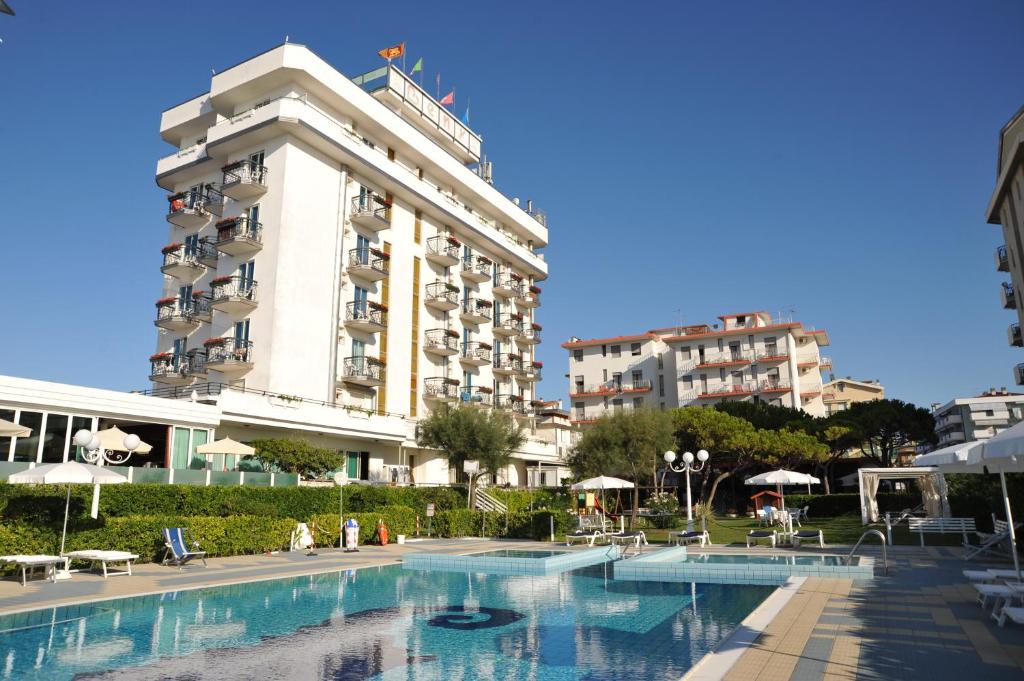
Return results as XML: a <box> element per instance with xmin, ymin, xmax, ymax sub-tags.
<box><xmin>210</xmin><ymin>276</ymin><xmax>258</xmax><ymax>315</ymax></box>
<box><xmin>997</xmin><ymin>245</ymin><xmax>1009</xmax><ymax>272</ymax></box>
<box><xmin>424</xmin><ymin>328</ymin><xmax>460</xmax><ymax>356</ymax></box>
<box><xmin>166</xmin><ymin>187</ymin><xmax>222</xmax><ymax>229</ymax></box>
<box><xmin>753</xmin><ymin>349</ymin><xmax>790</xmax><ymax>364</ymax></box>
<box><xmin>348</xmin><ymin>247</ymin><xmax>390</xmax><ymax>282</ymax></box>
<box><xmin>819</xmin><ymin>356</ymin><xmax>833</xmax><ymax>371</ymax></box>
<box><xmin>203</xmin><ymin>337</ymin><xmax>254</xmax><ymax>375</ymax></box>
<box><xmin>493</xmin><ymin>312</ymin><xmax>524</xmax><ymax>337</ymax></box>
<box><xmin>342</xmin><ymin>356</ymin><xmax>385</xmax><ymax>387</ymax></box>
<box><xmin>424</xmin><ymin>377</ymin><xmax>460</xmax><ymax>403</ymax></box>
<box><xmin>757</xmin><ymin>380</ymin><xmax>791</xmax><ymax>395</ymax></box>
<box><xmin>345</xmin><ymin>301</ymin><xmax>388</xmax><ymax>333</ymax></box>
<box><xmin>350</xmin><ymin>195</ymin><xmax>391</xmax><ymax>231</ymax></box>
<box><xmin>425</xmin><ymin>281</ymin><xmax>460</xmax><ymax>311</ymax></box>
<box><xmin>214</xmin><ymin>216</ymin><xmax>263</xmax><ymax>256</ymax></box>
<box><xmin>460</xmin><ymin>298</ymin><xmax>493</xmax><ymax>324</ymax></box>
<box><xmin>460</xmin><ymin>341</ymin><xmax>492</xmax><ymax>367</ymax></box>
<box><xmin>459</xmin><ymin>385</ymin><xmax>493</xmax><ymax>407</ymax></box>
<box><xmin>149</xmin><ymin>353</ymin><xmax>192</xmax><ymax>386</ymax></box>
<box><xmin>697</xmin><ymin>383</ymin><xmax>756</xmax><ymax>399</ymax></box>
<box><xmin>520</xmin><ymin>361</ymin><xmax>542</xmax><ymax>382</ymax></box>
<box><xmin>1003</xmin><ymin>282</ymin><xmax>1016</xmax><ymax>310</ymax></box>
<box><xmin>493</xmin><ymin>271</ymin><xmax>525</xmax><ymax>299</ymax></box>
<box><xmin>517</xmin><ymin>323</ymin><xmax>541</xmax><ymax>345</ymax></box>
<box><xmin>460</xmin><ymin>255</ymin><xmax>491</xmax><ymax>283</ymax></box>
<box><xmin>426</xmin><ymin>235</ymin><xmax>461</xmax><ymax>266</ymax></box>
<box><xmin>160</xmin><ymin>241</ymin><xmax>217</xmax><ymax>280</ymax></box>
<box><xmin>495</xmin><ymin>394</ymin><xmax>527</xmax><ymax>415</ymax></box>
<box><xmin>570</xmin><ymin>384</ymin><xmax>615</xmax><ymax>398</ymax></box>
<box><xmin>493</xmin><ymin>354</ymin><xmax>522</xmax><ymax>376</ymax></box>
<box><xmin>800</xmin><ymin>388</ymin><xmax>822</xmax><ymax>399</ymax></box>
<box><xmin>697</xmin><ymin>352</ymin><xmax>752</xmax><ymax>369</ymax></box>
<box><xmin>517</xmin><ymin>284</ymin><xmax>541</xmax><ymax>308</ymax></box>
<box><xmin>183</xmin><ymin>349</ymin><xmax>207</xmax><ymax>379</ymax></box>
<box><xmin>621</xmin><ymin>379</ymin><xmax>653</xmax><ymax>393</ymax></box>
<box><xmin>220</xmin><ymin>160</ymin><xmax>268</xmax><ymax>200</ymax></box>
<box><xmin>571</xmin><ymin>416</ymin><xmax>598</xmax><ymax>426</ymax></box>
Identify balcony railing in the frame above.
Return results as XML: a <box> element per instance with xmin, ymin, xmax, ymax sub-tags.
<box><xmin>493</xmin><ymin>272</ymin><xmax>525</xmax><ymax>298</ymax></box>
<box><xmin>697</xmin><ymin>353</ymin><xmax>752</xmax><ymax>367</ymax></box>
<box><xmin>348</xmin><ymin>247</ymin><xmax>390</xmax><ymax>279</ymax></box>
<box><xmin>1003</xmin><ymin>282</ymin><xmax>1016</xmax><ymax>310</ymax></box>
<box><xmin>423</xmin><ymin>377</ymin><xmax>460</xmax><ymax>401</ymax></box>
<box><xmin>343</xmin><ymin>356</ymin><xmax>385</xmax><ymax>384</ymax></box>
<box><xmin>698</xmin><ymin>382</ymin><xmax>757</xmax><ymax>398</ymax></box>
<box><xmin>350</xmin><ymin>195</ymin><xmax>391</xmax><ymax>229</ymax></box>
<box><xmin>757</xmin><ymin>380</ymin><xmax>791</xmax><ymax>393</ymax></box>
<box><xmin>460</xmin><ymin>256</ymin><xmax>491</xmax><ymax>281</ymax></box>
<box><xmin>997</xmin><ymin>245</ymin><xmax>1009</xmax><ymax>272</ymax></box>
<box><xmin>424</xmin><ymin>328</ymin><xmax>460</xmax><ymax>354</ymax></box>
<box><xmin>459</xmin><ymin>386</ymin><xmax>493</xmax><ymax>407</ymax></box>
<box><xmin>518</xmin><ymin>324</ymin><xmax>541</xmax><ymax>344</ymax></box>
<box><xmin>621</xmin><ymin>379</ymin><xmax>652</xmax><ymax>393</ymax></box>
<box><xmin>221</xmin><ymin>160</ymin><xmax>268</xmax><ymax>198</ymax></box>
<box><xmin>214</xmin><ymin>216</ymin><xmax>263</xmax><ymax>255</ymax></box>
<box><xmin>155</xmin><ymin>297</ymin><xmax>201</xmax><ymax>329</ymax></box>
<box><xmin>205</xmin><ymin>338</ymin><xmax>254</xmax><ymax>366</ymax></box>
<box><xmin>494</xmin><ymin>314</ymin><xmax>524</xmax><ymax>335</ymax></box>
<box><xmin>345</xmin><ymin>301</ymin><xmax>388</xmax><ymax>329</ymax></box>
<box><xmin>1011</xmin><ymin>323</ymin><xmax>1023</xmax><ymax>348</ymax></box>
<box><xmin>211</xmin><ymin>276</ymin><xmax>258</xmax><ymax>307</ymax></box>
<box><xmin>460</xmin><ymin>342</ymin><xmax>492</xmax><ymax>365</ymax></box>
<box><xmin>754</xmin><ymin>349</ymin><xmax>789</xmax><ymax>363</ymax></box>
<box><xmin>493</xmin><ymin>355</ymin><xmax>523</xmax><ymax>373</ymax></box>
<box><xmin>521</xmin><ymin>363</ymin><xmax>543</xmax><ymax>381</ymax></box>
<box><xmin>160</xmin><ymin>241</ymin><xmax>217</xmax><ymax>278</ymax></box>
<box><xmin>425</xmin><ymin>281</ymin><xmax>460</xmax><ymax>309</ymax></box>
<box><xmin>518</xmin><ymin>284</ymin><xmax>541</xmax><ymax>307</ymax></box>
<box><xmin>495</xmin><ymin>394</ymin><xmax>526</xmax><ymax>413</ymax></box>
<box><xmin>166</xmin><ymin>186</ymin><xmax>223</xmax><ymax>227</ymax></box>
<box><xmin>460</xmin><ymin>298</ymin><xmax>493</xmax><ymax>322</ymax></box>
<box><xmin>426</xmin><ymin>235</ymin><xmax>461</xmax><ymax>264</ymax></box>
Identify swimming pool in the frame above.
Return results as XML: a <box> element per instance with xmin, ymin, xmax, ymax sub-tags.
<box><xmin>470</xmin><ymin>549</ymin><xmax>568</xmax><ymax>558</ymax></box>
<box><xmin>0</xmin><ymin>562</ymin><xmax>774</xmax><ymax>680</ymax></box>
<box><xmin>679</xmin><ymin>553</ymin><xmax>856</xmax><ymax>566</ymax></box>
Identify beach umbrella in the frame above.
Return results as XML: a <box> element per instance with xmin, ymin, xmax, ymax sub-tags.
<box><xmin>8</xmin><ymin>462</ymin><xmax>128</xmax><ymax>559</ymax></box>
<box><xmin>744</xmin><ymin>469</ymin><xmax>819</xmax><ymax>510</ymax></box>
<box><xmin>0</xmin><ymin>417</ymin><xmax>31</xmax><ymax>437</ymax></box>
<box><xmin>571</xmin><ymin>476</ymin><xmax>634</xmax><ymax>527</ymax></box>
<box><xmin>196</xmin><ymin>437</ymin><xmax>254</xmax><ymax>470</ymax></box>
<box><xmin>95</xmin><ymin>426</ymin><xmax>152</xmax><ymax>454</ymax></box>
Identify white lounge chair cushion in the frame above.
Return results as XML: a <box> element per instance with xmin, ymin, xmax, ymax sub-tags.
<box><xmin>1002</xmin><ymin>606</ymin><xmax>1024</xmax><ymax>624</ymax></box>
<box><xmin>64</xmin><ymin>551</ymin><xmax>138</xmax><ymax>561</ymax></box>
<box><xmin>0</xmin><ymin>555</ymin><xmax>64</xmax><ymax>565</ymax></box>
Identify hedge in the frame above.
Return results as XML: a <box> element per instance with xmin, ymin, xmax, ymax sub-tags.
<box><xmin>0</xmin><ymin>483</ymin><xmax>467</xmax><ymax>524</ymax></box>
<box><xmin>782</xmin><ymin>493</ymin><xmax>919</xmax><ymax>518</ymax></box>
<box><xmin>487</xmin><ymin>488</ymin><xmax>572</xmax><ymax>513</ymax></box>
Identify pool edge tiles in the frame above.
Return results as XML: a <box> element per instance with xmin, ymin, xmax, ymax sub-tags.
<box><xmin>401</xmin><ymin>545</ymin><xmax>622</xmax><ymax>575</ymax></box>
<box><xmin>614</xmin><ymin>550</ymin><xmax>875</xmax><ymax>585</ymax></box>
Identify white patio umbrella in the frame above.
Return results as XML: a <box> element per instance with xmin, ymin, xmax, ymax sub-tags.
<box><xmin>0</xmin><ymin>417</ymin><xmax>31</xmax><ymax>437</ymax></box>
<box><xmin>195</xmin><ymin>437</ymin><xmax>254</xmax><ymax>469</ymax></box>
<box><xmin>744</xmin><ymin>469</ymin><xmax>819</xmax><ymax>510</ymax></box>
<box><xmin>571</xmin><ymin>476</ymin><xmax>635</xmax><ymax>531</ymax></box>
<box><xmin>8</xmin><ymin>462</ymin><xmax>128</xmax><ymax>562</ymax></box>
<box><xmin>95</xmin><ymin>426</ymin><xmax>152</xmax><ymax>454</ymax></box>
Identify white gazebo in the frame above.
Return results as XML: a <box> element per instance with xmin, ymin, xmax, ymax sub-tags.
<box><xmin>857</xmin><ymin>466</ymin><xmax>949</xmax><ymax>524</ymax></box>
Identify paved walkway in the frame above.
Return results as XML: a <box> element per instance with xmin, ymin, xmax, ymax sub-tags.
<box><xmin>722</xmin><ymin>546</ymin><xmax>1024</xmax><ymax>681</ymax></box>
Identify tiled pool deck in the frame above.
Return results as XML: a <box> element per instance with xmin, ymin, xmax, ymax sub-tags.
<box><xmin>2</xmin><ymin>540</ymin><xmax>1024</xmax><ymax>679</ymax></box>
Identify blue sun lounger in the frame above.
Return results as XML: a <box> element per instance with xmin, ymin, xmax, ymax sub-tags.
<box><xmin>162</xmin><ymin>528</ymin><xmax>208</xmax><ymax>569</ymax></box>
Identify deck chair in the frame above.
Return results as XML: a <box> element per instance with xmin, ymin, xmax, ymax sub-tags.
<box><xmin>793</xmin><ymin>530</ymin><xmax>824</xmax><ymax>548</ymax></box>
<box><xmin>565</xmin><ymin>529</ymin><xmax>606</xmax><ymax>546</ymax></box>
<box><xmin>964</xmin><ymin>521</ymin><xmax>1022</xmax><ymax>561</ymax></box>
<box><xmin>162</xmin><ymin>528</ymin><xmax>208</xmax><ymax>569</ymax></box>
<box><xmin>746</xmin><ymin>530</ymin><xmax>776</xmax><ymax>548</ymax></box>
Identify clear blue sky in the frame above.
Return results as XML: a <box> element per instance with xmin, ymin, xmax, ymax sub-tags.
<box><xmin>0</xmin><ymin>1</ymin><xmax>1021</xmax><ymax>409</ymax></box>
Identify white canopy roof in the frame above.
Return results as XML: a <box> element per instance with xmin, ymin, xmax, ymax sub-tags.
<box><xmin>980</xmin><ymin>421</ymin><xmax>1024</xmax><ymax>469</ymax></box>
<box><xmin>570</xmin><ymin>476</ymin><xmax>634</xmax><ymax>490</ymax></box>
<box><xmin>913</xmin><ymin>441</ymin><xmax>983</xmax><ymax>468</ymax></box>
<box><xmin>8</xmin><ymin>461</ymin><xmax>128</xmax><ymax>485</ymax></box>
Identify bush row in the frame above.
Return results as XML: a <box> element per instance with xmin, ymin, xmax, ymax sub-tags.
<box><xmin>781</xmin><ymin>493</ymin><xmax>919</xmax><ymax>518</ymax></box>
<box><xmin>487</xmin><ymin>488</ymin><xmax>573</xmax><ymax>513</ymax></box>
<box><xmin>0</xmin><ymin>483</ymin><xmax>467</xmax><ymax>524</ymax></box>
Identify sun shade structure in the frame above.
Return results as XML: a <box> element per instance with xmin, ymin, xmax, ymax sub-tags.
<box><xmin>569</xmin><ymin>476</ymin><xmax>635</xmax><ymax>490</ymax></box>
<box><xmin>857</xmin><ymin>467</ymin><xmax>949</xmax><ymax>524</ymax></box>
<box><xmin>95</xmin><ymin>426</ymin><xmax>152</xmax><ymax>454</ymax></box>
<box><xmin>8</xmin><ymin>462</ymin><xmax>128</xmax><ymax>557</ymax></box>
<box><xmin>0</xmin><ymin>417</ymin><xmax>31</xmax><ymax>437</ymax></box>
<box><xmin>195</xmin><ymin>437</ymin><xmax>255</xmax><ymax>456</ymax></box>
<box><xmin>744</xmin><ymin>469</ymin><xmax>820</xmax><ymax>509</ymax></box>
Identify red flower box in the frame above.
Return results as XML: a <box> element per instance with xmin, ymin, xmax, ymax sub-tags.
<box><xmin>446</xmin><ymin>236</ymin><xmax>462</xmax><ymax>247</ymax></box>
<box><xmin>533</xmin><ymin>361</ymin><xmax>543</xmax><ymax>368</ymax></box>
<box><xmin>475</xmin><ymin>299</ymin><xmax>493</xmax><ymax>307</ymax></box>
<box><xmin>478</xmin><ymin>343</ymin><xmax>492</xmax><ymax>350</ymax></box>
<box><xmin>532</xmin><ymin>323</ymin><xmax>542</xmax><ymax>331</ymax></box>
<box><xmin>370</xmin><ymin>248</ymin><xmax>390</xmax><ymax>259</ymax></box>
<box><xmin>192</xmin><ymin>290</ymin><xmax>207</xmax><ymax>298</ymax></box>
<box><xmin>210</xmin><ymin>276</ymin><xmax>232</xmax><ymax>286</ymax></box>
<box><xmin>509</xmin><ymin>272</ymin><xmax>523</xmax><ymax>281</ymax></box>
<box><xmin>155</xmin><ymin>296</ymin><xmax>178</xmax><ymax>306</ymax></box>
<box><xmin>161</xmin><ymin>243</ymin><xmax>183</xmax><ymax>254</ymax></box>
<box><xmin>477</xmin><ymin>386</ymin><xmax>494</xmax><ymax>394</ymax></box>
<box><xmin>446</xmin><ymin>330</ymin><xmax>460</xmax><ymax>338</ymax></box>
<box><xmin>368</xmin><ymin>301</ymin><xmax>389</xmax><ymax>311</ymax></box>
<box><xmin>203</xmin><ymin>337</ymin><xmax>227</xmax><ymax>346</ymax></box>
<box><xmin>221</xmin><ymin>160</ymin><xmax>245</xmax><ymax>172</ymax></box>
<box><xmin>529</xmin><ymin>285</ymin><xmax>542</xmax><ymax>295</ymax></box>
<box><xmin>216</xmin><ymin>217</ymin><xmax>239</xmax><ymax>227</ymax></box>
<box><xmin>511</xmin><ymin>312</ymin><xmax>523</xmax><ymax>320</ymax></box>
<box><xmin>150</xmin><ymin>352</ymin><xmax>173</xmax><ymax>362</ymax></box>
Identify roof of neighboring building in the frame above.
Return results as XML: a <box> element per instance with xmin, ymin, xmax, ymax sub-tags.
<box><xmin>566</xmin><ymin>315</ymin><xmax>830</xmax><ymax>349</ymax></box>
<box><xmin>561</xmin><ymin>333</ymin><xmax>658</xmax><ymax>350</ymax></box>
<box><xmin>932</xmin><ymin>392</ymin><xmax>1024</xmax><ymax>414</ymax></box>
<box><xmin>824</xmin><ymin>378</ymin><xmax>884</xmax><ymax>391</ymax></box>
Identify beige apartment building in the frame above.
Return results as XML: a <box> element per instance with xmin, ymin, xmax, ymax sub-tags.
<box><xmin>822</xmin><ymin>378</ymin><xmax>885</xmax><ymax>415</ymax></box>
<box><xmin>987</xmin><ymin>105</ymin><xmax>1024</xmax><ymax>383</ymax></box>
<box><xmin>563</xmin><ymin>312</ymin><xmax>831</xmax><ymax>424</ymax></box>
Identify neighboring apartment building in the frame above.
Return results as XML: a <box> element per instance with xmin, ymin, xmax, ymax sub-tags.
<box><xmin>822</xmin><ymin>378</ymin><xmax>885</xmax><ymax>415</ymax></box>
<box><xmin>5</xmin><ymin>42</ymin><xmax>565</xmax><ymax>486</ymax></box>
<box><xmin>987</xmin><ymin>105</ymin><xmax>1024</xmax><ymax>384</ymax></box>
<box><xmin>931</xmin><ymin>388</ymin><xmax>1024</xmax><ymax>448</ymax></box>
<box><xmin>563</xmin><ymin>312</ymin><xmax>831</xmax><ymax>424</ymax></box>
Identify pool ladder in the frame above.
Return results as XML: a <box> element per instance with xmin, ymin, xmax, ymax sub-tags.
<box><xmin>846</xmin><ymin>529</ymin><xmax>887</xmax><ymax>575</ymax></box>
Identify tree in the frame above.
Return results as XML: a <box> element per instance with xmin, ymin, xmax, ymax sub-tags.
<box><xmin>834</xmin><ymin>399</ymin><xmax>936</xmax><ymax>467</ymax></box>
<box><xmin>246</xmin><ymin>438</ymin><xmax>345</xmax><ymax>479</ymax></box>
<box><xmin>567</xmin><ymin>409</ymin><xmax>675</xmax><ymax>529</ymax></box>
<box><xmin>808</xmin><ymin>421</ymin><xmax>864</xmax><ymax>493</ymax></box>
<box><xmin>416</xmin><ymin>404</ymin><xmax>525</xmax><ymax>507</ymax></box>
<box><xmin>713</xmin><ymin>401</ymin><xmax>814</xmax><ymax>433</ymax></box>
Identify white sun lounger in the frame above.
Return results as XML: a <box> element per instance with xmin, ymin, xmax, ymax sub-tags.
<box><xmin>974</xmin><ymin>583</ymin><xmax>1020</xmax><ymax>609</ymax></box>
<box><xmin>63</xmin><ymin>551</ymin><xmax>138</xmax><ymax>578</ymax></box>
<box><xmin>996</xmin><ymin>604</ymin><xmax>1024</xmax><ymax>627</ymax></box>
<box><xmin>565</xmin><ymin>529</ymin><xmax>606</xmax><ymax>546</ymax></box>
<box><xmin>670</xmin><ymin>530</ymin><xmax>710</xmax><ymax>547</ymax></box>
<box><xmin>0</xmin><ymin>555</ymin><xmax>64</xmax><ymax>586</ymax></box>
<box><xmin>746</xmin><ymin>530</ymin><xmax>776</xmax><ymax>548</ymax></box>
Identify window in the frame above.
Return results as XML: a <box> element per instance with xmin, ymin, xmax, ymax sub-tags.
<box><xmin>573</xmin><ymin>349</ymin><xmax>583</xmax><ymax>362</ymax></box>
<box><xmin>234</xmin><ymin>320</ymin><xmax>250</xmax><ymax>342</ymax></box>
<box><xmin>657</xmin><ymin>354</ymin><xmax>664</xmax><ymax>370</ymax></box>
<box><xmin>631</xmin><ymin>342</ymin><xmax>641</xmax><ymax>356</ymax></box>
<box><xmin>682</xmin><ymin>376</ymin><xmax>693</xmax><ymax>389</ymax></box>
<box><xmin>611</xmin><ymin>345</ymin><xmax>621</xmax><ymax>358</ymax></box>
<box><xmin>613</xmin><ymin>372</ymin><xmax>622</xmax><ymax>389</ymax></box>
<box><xmin>612</xmin><ymin>399</ymin><xmax>623</xmax><ymax>413</ymax></box>
<box><xmin>574</xmin><ymin>403</ymin><xmax>585</xmax><ymax>419</ymax></box>
<box><xmin>601</xmin><ymin>344</ymin><xmax>607</xmax><ymax>357</ymax></box>
<box><xmin>679</xmin><ymin>346</ymin><xmax>691</xmax><ymax>360</ymax></box>
<box><xmin>633</xmin><ymin>397</ymin><xmax>643</xmax><ymax>409</ymax></box>
<box><xmin>660</xmin><ymin>402</ymin><xmax>666</xmax><ymax>410</ymax></box>
<box><xmin>658</xmin><ymin>375</ymin><xmax>665</xmax><ymax>397</ymax></box>
<box><xmin>352</xmin><ymin>339</ymin><xmax>365</xmax><ymax>358</ymax></box>
<box><xmin>632</xmin><ymin>370</ymin><xmax>643</xmax><ymax>387</ymax></box>
<box><xmin>574</xmin><ymin>375</ymin><xmax>584</xmax><ymax>391</ymax></box>
<box><xmin>603</xmin><ymin>369</ymin><xmax>608</xmax><ymax>382</ymax></box>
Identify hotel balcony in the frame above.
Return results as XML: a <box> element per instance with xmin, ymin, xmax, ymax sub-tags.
<box><xmin>348</xmin><ymin>247</ymin><xmax>390</xmax><ymax>282</ymax></box>
<box><xmin>796</xmin><ymin>359</ymin><xmax>819</xmax><ymax>371</ymax></box>
<box><xmin>460</xmin><ymin>342</ymin><xmax>492</xmax><ymax>367</ymax></box>
<box><xmin>1015</xmin><ymin>363</ymin><xmax>1024</xmax><ymax>386</ymax></box>
<box><xmin>151</xmin><ymin>349</ymin><xmax>208</xmax><ymax>385</ymax></box>
<box><xmin>460</xmin><ymin>298</ymin><xmax>493</xmax><ymax>324</ymax></box>
<box><xmin>350</xmin><ymin>195</ymin><xmax>391</xmax><ymax>231</ymax></box>
<box><xmin>517</xmin><ymin>285</ymin><xmax>541</xmax><ymax>308</ymax></box>
<box><xmin>342</xmin><ymin>356</ymin><xmax>385</xmax><ymax>387</ymax></box>
<box><xmin>800</xmin><ymin>388</ymin><xmax>822</xmax><ymax>399</ymax></box>
<box><xmin>345</xmin><ymin>301</ymin><xmax>388</xmax><ymax>333</ymax></box>
<box><xmin>696</xmin><ymin>353</ymin><xmax>752</xmax><ymax>369</ymax></box>
<box><xmin>997</xmin><ymin>245</ymin><xmax>1009</xmax><ymax>272</ymax></box>
<box><xmin>495</xmin><ymin>394</ymin><xmax>527</xmax><ymax>415</ymax></box>
<box><xmin>520</xmin><ymin>362</ymin><xmax>542</xmax><ymax>382</ymax></box>
<box><xmin>425</xmin><ymin>282</ymin><xmax>460</xmax><ymax>311</ymax></box>
<box><xmin>753</xmin><ymin>349</ymin><xmax>790</xmax><ymax>363</ymax></box>
<box><xmin>621</xmin><ymin>379</ymin><xmax>653</xmax><ymax>393</ymax></box>
<box><xmin>460</xmin><ymin>255</ymin><xmax>491</xmax><ymax>283</ymax></box>
<box><xmin>517</xmin><ymin>323</ymin><xmax>541</xmax><ymax>345</ymax></box>
<box><xmin>935</xmin><ymin>413</ymin><xmax>963</xmax><ymax>430</ymax></box>
<box><xmin>1010</xmin><ymin>323</ymin><xmax>1022</xmax><ymax>348</ymax></box>
<box><xmin>697</xmin><ymin>383</ymin><xmax>756</xmax><ymax>399</ymax></box>
<box><xmin>819</xmin><ymin>356</ymin><xmax>833</xmax><ymax>371</ymax></box>
<box><xmin>204</xmin><ymin>338</ymin><xmax>254</xmax><ymax>375</ymax></box>
<box><xmin>492</xmin><ymin>272</ymin><xmax>525</xmax><ymax>299</ymax></box>
<box><xmin>757</xmin><ymin>380</ymin><xmax>791</xmax><ymax>395</ymax></box>
<box><xmin>493</xmin><ymin>314</ymin><xmax>524</xmax><ymax>337</ymax></box>
<box><xmin>166</xmin><ymin>187</ymin><xmax>222</xmax><ymax>228</ymax></box>
<box><xmin>160</xmin><ymin>241</ymin><xmax>217</xmax><ymax>280</ymax></box>
<box><xmin>423</xmin><ymin>377</ymin><xmax>460</xmax><ymax>403</ymax></box>
<box><xmin>214</xmin><ymin>216</ymin><xmax>263</xmax><ymax>256</ymax></box>
<box><xmin>220</xmin><ymin>160</ymin><xmax>268</xmax><ymax>200</ymax></box>
<box><xmin>424</xmin><ymin>328</ymin><xmax>460</xmax><ymax>356</ymax></box>
<box><xmin>570</xmin><ymin>384</ymin><xmax>613</xmax><ymax>398</ymax></box>
<box><xmin>493</xmin><ymin>354</ymin><xmax>522</xmax><ymax>376</ymax></box>
<box><xmin>1003</xmin><ymin>282</ymin><xmax>1016</xmax><ymax>310</ymax></box>
<box><xmin>571</xmin><ymin>416</ymin><xmax>598</xmax><ymax>426</ymax></box>
<box><xmin>210</xmin><ymin>276</ymin><xmax>258</xmax><ymax>315</ymax></box>
<box><xmin>154</xmin><ymin>296</ymin><xmax>208</xmax><ymax>332</ymax></box>
<box><xmin>459</xmin><ymin>386</ymin><xmax>493</xmax><ymax>407</ymax></box>
<box><xmin>425</xmin><ymin>235</ymin><xmax>461</xmax><ymax>266</ymax></box>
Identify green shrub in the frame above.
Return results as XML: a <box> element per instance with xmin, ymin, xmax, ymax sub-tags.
<box><xmin>782</xmin><ymin>493</ymin><xmax>919</xmax><ymax>518</ymax></box>
<box><xmin>488</xmin><ymin>488</ymin><xmax>572</xmax><ymax>513</ymax></box>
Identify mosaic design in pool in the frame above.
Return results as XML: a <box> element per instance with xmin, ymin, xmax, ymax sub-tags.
<box><xmin>0</xmin><ymin>563</ymin><xmax>773</xmax><ymax>680</ymax></box>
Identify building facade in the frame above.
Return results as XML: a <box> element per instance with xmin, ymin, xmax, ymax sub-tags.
<box><xmin>987</xmin><ymin>105</ymin><xmax>1024</xmax><ymax>383</ymax></box>
<box><xmin>822</xmin><ymin>378</ymin><xmax>885</xmax><ymax>415</ymax></box>
<box><xmin>563</xmin><ymin>312</ymin><xmax>831</xmax><ymax>423</ymax></box>
<box><xmin>931</xmin><ymin>388</ymin><xmax>1024</xmax><ymax>448</ymax></box>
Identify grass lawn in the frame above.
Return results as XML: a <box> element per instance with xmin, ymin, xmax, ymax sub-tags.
<box><xmin>636</xmin><ymin>514</ymin><xmax>966</xmax><ymax>547</ymax></box>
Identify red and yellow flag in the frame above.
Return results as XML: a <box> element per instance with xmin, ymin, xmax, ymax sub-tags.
<box><xmin>378</xmin><ymin>42</ymin><xmax>405</xmax><ymax>60</ymax></box>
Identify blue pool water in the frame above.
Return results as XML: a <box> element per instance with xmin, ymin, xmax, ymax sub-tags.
<box><xmin>0</xmin><ymin>563</ymin><xmax>773</xmax><ymax>680</ymax></box>
<box><xmin>470</xmin><ymin>549</ymin><xmax>568</xmax><ymax>558</ymax></box>
<box><xmin>678</xmin><ymin>554</ymin><xmax>856</xmax><ymax>566</ymax></box>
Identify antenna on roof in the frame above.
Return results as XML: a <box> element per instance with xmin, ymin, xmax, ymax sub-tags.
<box><xmin>285</xmin><ymin>35</ymin><xmax>290</xmax><ymax>43</ymax></box>
<box><xmin>675</xmin><ymin>308</ymin><xmax>683</xmax><ymax>335</ymax></box>
<box><xmin>211</xmin><ymin>68</ymin><xmax>216</xmax><ymax>75</ymax></box>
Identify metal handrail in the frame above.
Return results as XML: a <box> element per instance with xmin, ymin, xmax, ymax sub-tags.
<box><xmin>846</xmin><ymin>529</ymin><xmax>887</xmax><ymax>575</ymax></box>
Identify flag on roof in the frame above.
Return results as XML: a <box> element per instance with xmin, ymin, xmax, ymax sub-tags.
<box><xmin>378</xmin><ymin>42</ymin><xmax>405</xmax><ymax>60</ymax></box>
<box><xmin>410</xmin><ymin>57</ymin><xmax>423</xmax><ymax>75</ymax></box>
<box><xmin>439</xmin><ymin>90</ymin><xmax>454</xmax><ymax>106</ymax></box>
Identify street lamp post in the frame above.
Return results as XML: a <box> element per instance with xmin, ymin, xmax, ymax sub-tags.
<box><xmin>72</xmin><ymin>429</ymin><xmax>141</xmax><ymax>465</ymax></box>
<box><xmin>664</xmin><ymin>449</ymin><xmax>710</xmax><ymax>531</ymax></box>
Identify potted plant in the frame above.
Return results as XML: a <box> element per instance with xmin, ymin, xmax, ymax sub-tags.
<box><xmin>446</xmin><ymin>235</ymin><xmax>462</xmax><ymax>247</ymax></box>
<box><xmin>161</xmin><ymin>243</ymin><xmax>183</xmax><ymax>254</ymax></box>
<box><xmin>155</xmin><ymin>296</ymin><xmax>178</xmax><ymax>307</ymax></box>
<box><xmin>210</xmin><ymin>276</ymin><xmax>233</xmax><ymax>286</ymax></box>
<box><xmin>529</xmin><ymin>285</ymin><xmax>542</xmax><ymax>295</ymax></box>
<box><xmin>203</xmin><ymin>337</ymin><xmax>227</xmax><ymax>347</ymax></box>
<box><xmin>532</xmin><ymin>323</ymin><xmax>542</xmax><ymax>331</ymax></box>
<box><xmin>149</xmin><ymin>352</ymin><xmax>173</xmax><ymax>362</ymax></box>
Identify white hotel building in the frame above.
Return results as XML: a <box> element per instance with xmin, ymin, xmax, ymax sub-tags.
<box><xmin>0</xmin><ymin>43</ymin><xmax>569</xmax><ymax>486</ymax></box>
<box><xmin>564</xmin><ymin>312</ymin><xmax>831</xmax><ymax>423</ymax></box>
